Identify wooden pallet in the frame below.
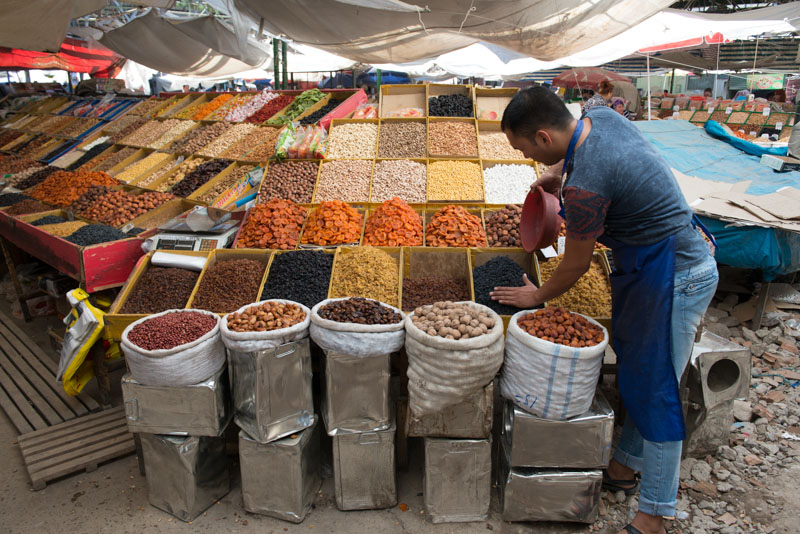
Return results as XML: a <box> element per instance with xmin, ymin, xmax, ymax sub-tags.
<box><xmin>0</xmin><ymin>309</ymin><xmax>99</xmax><ymax>434</ymax></box>
<box><xmin>17</xmin><ymin>405</ymin><xmax>135</xmax><ymax>490</ymax></box>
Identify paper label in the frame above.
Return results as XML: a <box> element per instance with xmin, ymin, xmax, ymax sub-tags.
<box><xmin>725</xmin><ymin>107</ymin><xmax>733</xmax><ymax>114</ymax></box>
<box><xmin>708</xmin><ymin>107</ymin><xmax>715</xmax><ymax>114</ymax></box>
<box><xmin>776</xmin><ymin>122</ymin><xmax>784</xmax><ymax>130</ymax></box>
<box><xmin>540</xmin><ymin>246</ymin><xmax>557</xmax><ymax>258</ymax></box>
<box><xmin>763</xmin><ymin>108</ymin><xmax>771</xmax><ymax>116</ymax></box>
<box><xmin>761</xmin><ymin>133</ymin><xmax>770</xmax><ymax>139</ymax></box>
<box><xmin>557</xmin><ymin>236</ymin><xmax>566</xmax><ymax>255</ymax></box>
<box><xmin>690</xmin><ymin>107</ymin><xmax>696</xmax><ymax>112</ymax></box>
<box><xmin>673</xmin><ymin>105</ymin><xmax>680</xmax><ymax>111</ymax></box>
<box><xmin>672</xmin><ymin>111</ymin><xmax>680</xmax><ymax>118</ymax></box>
<box><xmin>120</xmin><ymin>222</ymin><xmax>135</xmax><ymax>234</ymax></box>
<box><xmin>750</xmin><ymin>131</ymin><xmax>757</xmax><ymax>137</ymax></box>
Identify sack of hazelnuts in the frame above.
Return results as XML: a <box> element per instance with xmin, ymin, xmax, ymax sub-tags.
<box><xmin>220</xmin><ymin>299</ymin><xmax>311</xmax><ymax>353</ymax></box>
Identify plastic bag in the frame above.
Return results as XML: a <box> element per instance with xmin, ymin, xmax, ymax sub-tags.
<box><xmin>57</xmin><ymin>289</ymin><xmax>104</xmax><ymax>395</ymax></box>
<box><xmin>500</xmin><ymin>310</ymin><xmax>608</xmax><ymax>420</ymax></box>
<box><xmin>288</xmin><ymin>126</ymin><xmax>307</xmax><ymax>159</ymax></box>
<box><xmin>220</xmin><ymin>299</ymin><xmax>311</xmax><ymax>353</ymax></box>
<box><xmin>352</xmin><ymin>104</ymin><xmax>377</xmax><ymax>119</ymax></box>
<box><xmin>387</xmin><ymin>107</ymin><xmax>424</xmax><ymax>118</ymax></box>
<box><xmin>275</xmin><ymin>123</ymin><xmax>298</xmax><ymax>159</ymax></box>
<box><xmin>310</xmin><ymin>298</ymin><xmax>405</xmax><ymax>357</ymax></box>
<box><xmin>121</xmin><ymin>309</ymin><xmax>225</xmax><ymax>387</ymax></box>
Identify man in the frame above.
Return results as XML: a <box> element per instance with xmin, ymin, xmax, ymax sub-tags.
<box><xmin>491</xmin><ymin>87</ymin><xmax>718</xmax><ymax>534</ymax></box>
<box><xmin>703</xmin><ymin>87</ymin><xmax>713</xmax><ymax>98</ymax></box>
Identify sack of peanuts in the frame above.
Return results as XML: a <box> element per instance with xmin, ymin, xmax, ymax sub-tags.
<box><xmin>404</xmin><ymin>301</ymin><xmax>504</xmax><ymax>417</ymax></box>
<box><xmin>309</xmin><ymin>297</ymin><xmax>405</xmax><ymax>357</ymax></box>
<box><xmin>501</xmin><ymin>307</ymin><xmax>608</xmax><ymax>420</ymax></box>
<box><xmin>121</xmin><ymin>309</ymin><xmax>224</xmax><ymax>387</ymax></box>
<box><xmin>220</xmin><ymin>299</ymin><xmax>311</xmax><ymax>353</ymax></box>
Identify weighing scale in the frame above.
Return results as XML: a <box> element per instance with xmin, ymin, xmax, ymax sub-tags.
<box><xmin>145</xmin><ymin>206</ymin><xmax>242</xmax><ymax>251</ymax></box>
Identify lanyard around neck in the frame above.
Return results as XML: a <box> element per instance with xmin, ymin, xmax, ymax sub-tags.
<box><xmin>559</xmin><ymin>119</ymin><xmax>584</xmax><ymax>203</ymax></box>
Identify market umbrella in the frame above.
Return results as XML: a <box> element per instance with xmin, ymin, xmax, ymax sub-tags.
<box><xmin>551</xmin><ymin>67</ymin><xmax>631</xmax><ymax>89</ymax></box>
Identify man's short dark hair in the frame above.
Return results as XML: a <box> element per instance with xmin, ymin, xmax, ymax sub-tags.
<box><xmin>501</xmin><ymin>86</ymin><xmax>573</xmax><ymax>138</ymax></box>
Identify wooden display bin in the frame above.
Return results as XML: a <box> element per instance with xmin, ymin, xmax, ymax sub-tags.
<box><xmin>400</xmin><ymin>247</ymin><xmax>474</xmax><ymax>311</ymax></box>
<box><xmin>376</xmin><ymin>118</ymin><xmax>427</xmax><ymax>159</ymax></box>
<box><xmin>481</xmin><ymin>205</ymin><xmax>525</xmax><ymax>250</ymax></box>
<box><xmin>104</xmin><ymin>250</ymin><xmax>209</xmax><ymax>341</ymax></box>
<box><xmin>379</xmin><ymin>85</ymin><xmax>427</xmax><ymax>118</ymax></box>
<box><xmin>427</xmin><ymin>84</ymin><xmax>474</xmax><ymax>117</ymax></box>
<box><xmin>426</xmin><ymin>158</ymin><xmax>484</xmax><ymax>204</ymax></box>
<box><xmin>108</xmin><ymin>148</ymin><xmax>156</xmax><ymax>177</ymax></box>
<box><xmin>124</xmin><ymin>198</ymin><xmax>204</xmax><ymax>234</ymax></box>
<box><xmin>165</xmin><ymin>94</ymin><xmax>209</xmax><ymax>119</ymax></box>
<box><xmin>327</xmin><ymin>246</ymin><xmax>403</xmax><ymax>308</ymax></box>
<box><xmin>186</xmin><ymin>160</ymin><xmax>243</xmax><ymax>202</ymax></box>
<box><xmin>470</xmin><ymin>248</ymin><xmax>539</xmax><ymax>332</ymax></box>
<box><xmin>185</xmin><ymin>248</ymin><xmax>272</xmax><ymax>314</ymax></box>
<box><xmin>231</xmin><ymin>194</ymin><xmax>306</xmax><ymax>250</ymax></box>
<box><xmin>327</xmin><ymin>118</ymin><xmax>379</xmax><ymax>159</ymax></box>
<box><xmin>369</xmin><ymin>158</ymin><xmax>427</xmax><ymax>203</ymax></box>
<box><xmin>362</xmin><ymin>204</ymin><xmax>425</xmax><ymax>247</ymax></box>
<box><xmin>481</xmin><ymin>159</ymin><xmax>537</xmax><ymax>206</ymax></box>
<box><xmin>427</xmin><ymin>117</ymin><xmax>479</xmax><ymax>159</ymax></box>
<box><xmin>474</xmin><ymin>87</ymin><xmax>517</xmax><ymax>121</ymax></box>
<box><xmin>476</xmin><ymin>121</ymin><xmax>533</xmax><ymax>162</ymax></box>
<box><xmin>422</xmin><ymin>206</ymin><xmax>487</xmax><ymax>247</ymax></box>
<box><xmin>259</xmin><ymin>248</ymin><xmax>336</xmax><ymax>300</ymax></box>
<box><xmin>313</xmin><ymin>159</ymin><xmax>373</xmax><ymax>204</ymax></box>
<box><xmin>127</xmin><ymin>153</ymin><xmax>181</xmax><ymax>188</ymax></box>
<box><xmin>277</xmin><ymin>93</ymin><xmax>332</xmax><ymax>124</ymax></box>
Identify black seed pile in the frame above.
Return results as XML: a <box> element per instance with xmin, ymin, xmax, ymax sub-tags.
<box><xmin>170</xmin><ymin>159</ymin><xmax>231</xmax><ymax>198</ymax></box>
<box><xmin>0</xmin><ymin>193</ymin><xmax>31</xmax><ymax>207</ymax></box>
<box><xmin>16</xmin><ymin>166</ymin><xmax>59</xmax><ymax>190</ymax></box>
<box><xmin>259</xmin><ymin>251</ymin><xmax>333</xmax><ymax>308</ymax></box>
<box><xmin>65</xmin><ymin>224</ymin><xmax>128</xmax><ymax>246</ymax></box>
<box><xmin>428</xmin><ymin>94</ymin><xmax>473</xmax><ymax>117</ymax></box>
<box><xmin>67</xmin><ymin>143</ymin><xmax>112</xmax><ymax>171</ymax></box>
<box><xmin>30</xmin><ymin>215</ymin><xmax>68</xmax><ymax>226</ymax></box>
<box><xmin>299</xmin><ymin>101</ymin><xmax>340</xmax><ymax>125</ymax></box>
<box><xmin>472</xmin><ymin>255</ymin><xmax>536</xmax><ymax>315</ymax></box>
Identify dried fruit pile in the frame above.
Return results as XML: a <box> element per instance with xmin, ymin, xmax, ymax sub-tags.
<box><xmin>517</xmin><ymin>307</ymin><xmax>604</xmax><ymax>347</ymax></box>
<box><xmin>301</xmin><ymin>201</ymin><xmax>363</xmax><ymax>246</ymax></box>
<box><xmin>119</xmin><ymin>267</ymin><xmax>199</xmax><ymax>314</ymax></box>
<box><xmin>363</xmin><ymin>198</ymin><xmax>423</xmax><ymax>246</ymax></box>
<box><xmin>72</xmin><ymin>186</ymin><xmax>173</xmax><ymax>227</ymax></box>
<box><xmin>28</xmin><ymin>170</ymin><xmax>119</xmax><ymax>207</ymax></box>
<box><xmin>259</xmin><ymin>251</ymin><xmax>333</xmax><ymax>308</ymax></box>
<box><xmin>485</xmin><ymin>205</ymin><xmax>522</xmax><ymax>247</ymax></box>
<box><xmin>402</xmin><ymin>277</ymin><xmax>470</xmax><ymax>312</ymax></box>
<box><xmin>192</xmin><ymin>258</ymin><xmax>266</xmax><ymax>313</ymax></box>
<box><xmin>227</xmin><ymin>301</ymin><xmax>306</xmax><ymax>332</ymax></box>
<box><xmin>236</xmin><ymin>199</ymin><xmax>307</xmax><ymax>250</ymax></box>
<box><xmin>425</xmin><ymin>205</ymin><xmax>486</xmax><ymax>247</ymax></box>
<box><xmin>245</xmin><ymin>95</ymin><xmax>295</xmax><ymax>124</ymax></box>
<box><xmin>192</xmin><ymin>94</ymin><xmax>234</xmax><ymax>120</ymax></box>
<box><xmin>318</xmin><ymin>297</ymin><xmax>402</xmax><ymax>324</ymax></box>
<box><xmin>329</xmin><ymin>247</ymin><xmax>399</xmax><ymax>307</ymax></box>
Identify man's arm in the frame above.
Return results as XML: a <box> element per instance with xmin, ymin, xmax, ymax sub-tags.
<box><xmin>532</xmin><ymin>160</ymin><xmax>564</xmax><ymax>196</ymax></box>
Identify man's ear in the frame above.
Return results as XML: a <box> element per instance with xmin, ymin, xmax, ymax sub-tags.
<box><xmin>536</xmin><ymin>129</ymin><xmax>552</xmax><ymax>147</ymax></box>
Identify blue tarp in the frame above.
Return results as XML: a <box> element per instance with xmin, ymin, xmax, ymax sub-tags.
<box><xmin>635</xmin><ymin>119</ymin><xmax>800</xmax><ymax>278</ymax></box>
<box><xmin>704</xmin><ymin>120</ymin><xmax>787</xmax><ymax>158</ymax></box>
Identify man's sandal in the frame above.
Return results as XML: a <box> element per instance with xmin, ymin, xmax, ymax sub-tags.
<box><xmin>621</xmin><ymin>525</ymin><xmax>667</xmax><ymax>534</ymax></box>
<box><xmin>602</xmin><ymin>470</ymin><xmax>640</xmax><ymax>495</ymax></box>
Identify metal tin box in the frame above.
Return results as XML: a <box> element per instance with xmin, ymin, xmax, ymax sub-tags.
<box><xmin>332</xmin><ymin>420</ymin><xmax>397</xmax><ymax>510</ymax></box>
<box><xmin>407</xmin><ymin>382</ymin><xmax>493</xmax><ymax>439</ymax></box>
<box><xmin>687</xmin><ymin>331</ymin><xmax>751</xmax><ymax>409</ymax></box>
<box><xmin>229</xmin><ymin>338</ymin><xmax>314</xmax><ymax>443</ymax></box>
<box><xmin>498</xmin><ymin>440</ymin><xmax>601</xmax><ymax>523</ymax></box>
<box><xmin>423</xmin><ymin>437</ymin><xmax>491</xmax><ymax>523</ymax></box>
<box><xmin>322</xmin><ymin>351</ymin><xmax>390</xmax><ymax>435</ymax></box>
<box><xmin>502</xmin><ymin>390</ymin><xmax>614</xmax><ymax>468</ymax></box>
<box><xmin>122</xmin><ymin>367</ymin><xmax>231</xmax><ymax>436</ymax></box>
<box><xmin>140</xmin><ymin>433</ymin><xmax>230</xmax><ymax>522</ymax></box>
<box><xmin>239</xmin><ymin>421</ymin><xmax>322</xmax><ymax>523</ymax></box>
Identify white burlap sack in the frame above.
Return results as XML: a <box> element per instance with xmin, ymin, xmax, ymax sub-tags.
<box><xmin>121</xmin><ymin>309</ymin><xmax>224</xmax><ymax>387</ymax></box>
<box><xmin>309</xmin><ymin>298</ymin><xmax>405</xmax><ymax>357</ymax></box>
<box><xmin>501</xmin><ymin>309</ymin><xmax>608</xmax><ymax>420</ymax></box>
<box><xmin>220</xmin><ymin>299</ymin><xmax>311</xmax><ymax>352</ymax></box>
<box><xmin>405</xmin><ymin>302</ymin><xmax>504</xmax><ymax>417</ymax></box>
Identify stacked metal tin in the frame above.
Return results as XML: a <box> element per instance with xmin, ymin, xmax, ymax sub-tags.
<box><xmin>497</xmin><ymin>390</ymin><xmax>615</xmax><ymax>523</ymax></box>
<box><xmin>122</xmin><ymin>368</ymin><xmax>232</xmax><ymax>522</ymax></box>
<box><xmin>322</xmin><ymin>350</ymin><xmax>397</xmax><ymax>510</ymax></box>
<box><xmin>410</xmin><ymin>382</ymin><xmax>494</xmax><ymax>523</ymax></box>
<box><xmin>229</xmin><ymin>338</ymin><xmax>321</xmax><ymax>523</ymax></box>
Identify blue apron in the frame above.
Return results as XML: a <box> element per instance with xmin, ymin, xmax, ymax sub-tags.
<box><xmin>558</xmin><ymin>119</ymin><xmax>685</xmax><ymax>442</ymax></box>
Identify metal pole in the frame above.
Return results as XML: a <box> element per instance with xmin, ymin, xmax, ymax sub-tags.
<box><xmin>272</xmin><ymin>39</ymin><xmax>280</xmax><ymax>90</ymax></box>
<box><xmin>67</xmin><ymin>71</ymin><xmax>73</xmax><ymax>94</ymax></box>
<box><xmin>669</xmin><ymin>67</ymin><xmax>675</xmax><ymax>94</ymax></box>
<box><xmin>647</xmin><ymin>54</ymin><xmax>652</xmax><ymax>121</ymax></box>
<box><xmin>750</xmin><ymin>36</ymin><xmax>760</xmax><ymax>92</ymax></box>
<box><xmin>376</xmin><ymin>68</ymin><xmax>382</xmax><ymax>93</ymax></box>
<box><xmin>281</xmin><ymin>41</ymin><xmax>288</xmax><ymax>90</ymax></box>
<box><xmin>713</xmin><ymin>42</ymin><xmax>720</xmax><ymax>99</ymax></box>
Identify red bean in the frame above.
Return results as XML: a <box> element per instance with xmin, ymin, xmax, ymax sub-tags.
<box><xmin>127</xmin><ymin>311</ymin><xmax>217</xmax><ymax>350</ymax></box>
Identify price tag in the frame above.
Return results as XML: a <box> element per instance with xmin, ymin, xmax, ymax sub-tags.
<box><xmin>557</xmin><ymin>236</ymin><xmax>566</xmax><ymax>255</ymax></box>
<box><xmin>761</xmin><ymin>133</ymin><xmax>770</xmax><ymax>139</ymax></box>
<box><xmin>776</xmin><ymin>122</ymin><xmax>784</xmax><ymax>130</ymax></box>
<box><xmin>690</xmin><ymin>107</ymin><xmax>696</xmax><ymax>112</ymax></box>
<box><xmin>750</xmin><ymin>131</ymin><xmax>757</xmax><ymax>137</ymax></box>
<box><xmin>540</xmin><ymin>246</ymin><xmax>557</xmax><ymax>258</ymax></box>
<box><xmin>673</xmin><ymin>105</ymin><xmax>680</xmax><ymax>111</ymax></box>
<box><xmin>708</xmin><ymin>106</ymin><xmax>715</xmax><ymax>114</ymax></box>
<box><xmin>725</xmin><ymin>107</ymin><xmax>733</xmax><ymax>114</ymax></box>
<box><xmin>120</xmin><ymin>222</ymin><xmax>135</xmax><ymax>234</ymax></box>
<box><xmin>763</xmin><ymin>108</ymin><xmax>771</xmax><ymax>117</ymax></box>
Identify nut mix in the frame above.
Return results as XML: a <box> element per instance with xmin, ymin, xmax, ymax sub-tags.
<box><xmin>236</xmin><ymin>199</ymin><xmax>307</xmax><ymax>250</ymax></box>
<box><xmin>222</xmin><ymin>127</ymin><xmax>280</xmax><ymax>160</ymax></box>
<box><xmin>485</xmin><ymin>205</ymin><xmax>522</xmax><ymax>247</ymax></box>
<box><xmin>301</xmin><ymin>201</ymin><xmax>363</xmax><ymax>246</ymax></box>
<box><xmin>127</xmin><ymin>311</ymin><xmax>217</xmax><ymax>351</ymax></box>
<box><xmin>517</xmin><ymin>307</ymin><xmax>604</xmax><ymax>347</ymax></box>
<box><xmin>259</xmin><ymin>251</ymin><xmax>333</xmax><ymax>308</ymax></box>
<box><xmin>170</xmin><ymin>159</ymin><xmax>231</xmax><ymax>198</ymax></box>
<box><xmin>539</xmin><ymin>255</ymin><xmax>612</xmax><ymax>317</ymax></box>
<box><xmin>318</xmin><ymin>297</ymin><xmax>402</xmax><ymax>324</ymax></box>
<box><xmin>119</xmin><ymin>267</ymin><xmax>200</xmax><ymax>314</ymax></box>
<box><xmin>472</xmin><ymin>255</ymin><xmax>531</xmax><ymax>316</ymax></box>
<box><xmin>425</xmin><ymin>205</ymin><xmax>487</xmax><ymax>248</ymax></box>
<box><xmin>121</xmin><ymin>120</ymin><xmax>173</xmax><ymax>147</ymax></box>
<box><xmin>154</xmin><ymin>158</ymin><xmax>204</xmax><ymax>191</ymax></box>
<box><xmin>402</xmin><ymin>277</ymin><xmax>470</xmax><ymax>312</ymax></box>
<box><xmin>329</xmin><ymin>247</ymin><xmax>399</xmax><ymax>307</ymax></box>
<box><xmin>169</xmin><ymin>122</ymin><xmax>232</xmax><ymax>155</ymax></box>
<box><xmin>0</xmin><ymin>154</ymin><xmax>36</xmax><ymax>174</ymax></box>
<box><xmin>727</xmin><ymin>111</ymin><xmax>749</xmax><ymax>124</ymax></box>
<box><xmin>148</xmin><ymin>119</ymin><xmax>197</xmax><ymax>149</ymax></box>
<box><xmin>427</xmin><ymin>160</ymin><xmax>483</xmax><ymax>201</ymax></box>
<box><xmin>410</xmin><ymin>301</ymin><xmax>495</xmax><ymax>340</ymax></box>
<box><xmin>370</xmin><ymin>160</ymin><xmax>426</xmax><ymax>203</ymax></box>
<box><xmin>109</xmin><ymin>117</ymin><xmax>149</xmax><ymax>143</ymax></box>
<box><xmin>314</xmin><ymin>160</ymin><xmax>371</xmax><ymax>202</ymax></box>
<box><xmin>363</xmin><ymin>198</ymin><xmax>423</xmax><ymax>247</ymax></box>
<box><xmin>227</xmin><ymin>301</ymin><xmax>306</xmax><ymax>332</ymax></box>
<box><xmin>478</xmin><ymin>132</ymin><xmax>526</xmax><ymax>160</ymax></box>
<box><xmin>192</xmin><ymin>258</ymin><xmax>266</xmax><ymax>313</ymax></box>
<box><xmin>116</xmin><ymin>152</ymin><xmax>171</xmax><ymax>183</ymax></box>
<box><xmin>130</xmin><ymin>99</ymin><xmax>168</xmax><ymax>118</ymax></box>
<box><xmin>257</xmin><ymin>161</ymin><xmax>317</xmax><ymax>204</ymax></box>
<box><xmin>94</xmin><ymin>147</ymin><xmax>138</xmax><ymax>172</ymax></box>
<box><xmin>377</xmin><ymin>121</ymin><xmax>426</xmax><ymax>158</ymax></box>
<box><xmin>198</xmin><ymin>123</ymin><xmax>258</xmax><ymax>157</ymax></box>
<box><xmin>326</xmin><ymin>123</ymin><xmax>378</xmax><ymax>159</ymax></box>
<box><xmin>428</xmin><ymin>121</ymin><xmax>478</xmax><ymax>157</ymax></box>
<box><xmin>28</xmin><ymin>170</ymin><xmax>119</xmax><ymax>207</ymax></box>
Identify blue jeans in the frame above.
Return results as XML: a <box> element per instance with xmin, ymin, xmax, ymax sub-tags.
<box><xmin>613</xmin><ymin>253</ymin><xmax>719</xmax><ymax>517</ymax></box>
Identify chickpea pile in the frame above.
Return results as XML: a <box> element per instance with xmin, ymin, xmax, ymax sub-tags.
<box><xmin>518</xmin><ymin>307</ymin><xmax>604</xmax><ymax>347</ymax></box>
<box><xmin>226</xmin><ymin>301</ymin><xmax>306</xmax><ymax>333</ymax></box>
<box><xmin>410</xmin><ymin>301</ymin><xmax>495</xmax><ymax>340</ymax></box>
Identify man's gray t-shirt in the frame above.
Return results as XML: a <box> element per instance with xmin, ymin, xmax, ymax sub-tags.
<box><xmin>563</xmin><ymin>106</ymin><xmax>709</xmax><ymax>270</ymax></box>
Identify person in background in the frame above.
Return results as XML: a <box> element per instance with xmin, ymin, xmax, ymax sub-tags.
<box><xmin>611</xmin><ymin>97</ymin><xmax>632</xmax><ymax>120</ymax></box>
<box><xmin>493</xmin><ymin>86</ymin><xmax>718</xmax><ymax>534</ymax></box>
<box><xmin>582</xmin><ymin>81</ymin><xmax>614</xmax><ymax>113</ymax></box>
<box><xmin>182</xmin><ymin>84</ymin><xmax>190</xmax><ymax>93</ymax></box>
<box><xmin>703</xmin><ymin>87</ymin><xmax>713</xmax><ymax>98</ymax></box>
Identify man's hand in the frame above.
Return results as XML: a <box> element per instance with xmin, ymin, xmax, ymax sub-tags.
<box><xmin>530</xmin><ymin>160</ymin><xmax>564</xmax><ymax>196</ymax></box>
<box><xmin>490</xmin><ymin>274</ymin><xmax>541</xmax><ymax>309</ymax></box>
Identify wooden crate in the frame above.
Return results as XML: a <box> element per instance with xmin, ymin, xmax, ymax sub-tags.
<box><xmin>422</xmin><ymin>206</ymin><xmax>487</xmax><ymax>247</ymax></box>
<box><xmin>369</xmin><ymin>158</ymin><xmax>427</xmax><ymax>204</ymax></box>
<box><xmin>427</xmin><ymin>117</ymin><xmax>479</xmax><ymax>159</ymax></box>
<box><xmin>327</xmin><ymin>246</ymin><xmax>403</xmax><ymax>308</ymax></box>
<box><xmin>426</xmin><ymin>158</ymin><xmax>484</xmax><ymax>204</ymax></box>
<box><xmin>379</xmin><ymin>85</ymin><xmax>427</xmax><ymax>118</ymax></box>
<box><xmin>470</xmin><ymin>248</ymin><xmax>539</xmax><ymax>332</ymax></box>
<box><xmin>474</xmin><ymin>87</ymin><xmax>518</xmax><ymax>120</ymax></box>
<box><xmin>400</xmin><ymin>247</ymin><xmax>473</xmax><ymax>311</ymax></box>
<box><xmin>327</xmin><ymin>118</ymin><xmax>379</xmax><ymax>160</ymax></box>
<box><xmin>186</xmin><ymin>248</ymin><xmax>272</xmax><ymax>314</ymax></box>
<box><xmin>427</xmin><ymin>84</ymin><xmax>474</xmax><ymax>117</ymax></box>
<box><xmin>313</xmin><ymin>159</ymin><xmax>373</xmax><ymax>204</ymax></box>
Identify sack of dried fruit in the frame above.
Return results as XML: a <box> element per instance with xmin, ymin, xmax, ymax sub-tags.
<box><xmin>220</xmin><ymin>299</ymin><xmax>311</xmax><ymax>353</ymax></box>
<box><xmin>501</xmin><ymin>307</ymin><xmax>608</xmax><ymax>420</ymax></box>
<box><xmin>121</xmin><ymin>309</ymin><xmax>224</xmax><ymax>387</ymax></box>
<box><xmin>405</xmin><ymin>301</ymin><xmax>504</xmax><ymax>417</ymax></box>
<box><xmin>310</xmin><ymin>297</ymin><xmax>405</xmax><ymax>357</ymax></box>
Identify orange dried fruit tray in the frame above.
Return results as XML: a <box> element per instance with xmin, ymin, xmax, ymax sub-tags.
<box><xmin>236</xmin><ymin>198</ymin><xmax>308</xmax><ymax>250</ymax></box>
<box><xmin>363</xmin><ymin>197</ymin><xmax>423</xmax><ymax>247</ymax></box>
<box><xmin>425</xmin><ymin>205</ymin><xmax>487</xmax><ymax>248</ymax></box>
<box><xmin>301</xmin><ymin>200</ymin><xmax>363</xmax><ymax>246</ymax></box>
